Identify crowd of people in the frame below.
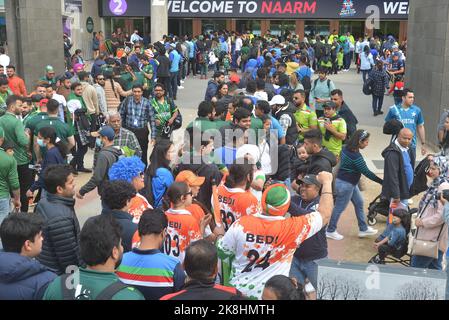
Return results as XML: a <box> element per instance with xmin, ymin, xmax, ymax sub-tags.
<box><xmin>0</xmin><ymin>27</ymin><xmax>448</xmax><ymax>301</ymax></box>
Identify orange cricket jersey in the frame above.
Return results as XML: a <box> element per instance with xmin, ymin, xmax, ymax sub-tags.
<box><xmin>163</xmin><ymin>208</ymin><xmax>202</xmax><ymax>263</ymax></box>
<box><xmin>216</xmin><ymin>185</ymin><xmax>259</xmax><ymax>232</ymax></box>
<box><xmin>217</xmin><ymin>212</ymin><xmax>323</xmax><ymax>300</ymax></box>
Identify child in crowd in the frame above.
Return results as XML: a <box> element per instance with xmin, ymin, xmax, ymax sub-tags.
<box><xmin>337</xmin><ymin>48</ymin><xmax>344</xmax><ymax>72</ymax></box>
<box><xmin>372</xmin><ymin>209</ymin><xmax>409</xmax><ymax>264</ymax></box>
<box><xmin>223</xmin><ymin>53</ymin><xmax>231</xmax><ymax>75</ymax></box>
<box><xmin>290</xmin><ymin>143</ymin><xmax>310</xmax><ymax>192</ymax></box>
<box><xmin>388</xmin><ymin>74</ymin><xmax>404</xmax><ymax>105</ymax></box>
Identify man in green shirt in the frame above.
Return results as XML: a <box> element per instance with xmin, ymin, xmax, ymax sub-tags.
<box><xmin>0</xmin><ymin>77</ymin><xmax>12</xmax><ymax>116</ymax></box>
<box><xmin>140</xmin><ymin>56</ymin><xmax>154</xmax><ymax>99</ymax></box>
<box><xmin>151</xmin><ymin>83</ymin><xmax>179</xmax><ymax>138</ymax></box>
<box><xmin>43</xmin><ymin>214</ymin><xmax>144</xmax><ymax>300</ymax></box>
<box><xmin>34</xmin><ymin>99</ymin><xmax>75</xmax><ymax>162</ymax></box>
<box><xmin>317</xmin><ymin>101</ymin><xmax>347</xmax><ymax>159</ymax></box>
<box><xmin>293</xmin><ymin>89</ymin><xmax>318</xmax><ymax>142</ymax></box>
<box><xmin>39</xmin><ymin>65</ymin><xmax>57</xmax><ymax>87</ymax></box>
<box><xmin>0</xmin><ymin>95</ymin><xmax>32</xmax><ymax>213</ymax></box>
<box><xmin>0</xmin><ymin>126</ymin><xmax>20</xmax><ymax>228</ymax></box>
<box><xmin>186</xmin><ymin>101</ymin><xmax>219</xmax><ymax>133</ymax></box>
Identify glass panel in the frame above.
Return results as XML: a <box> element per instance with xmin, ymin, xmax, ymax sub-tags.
<box><xmin>270</xmin><ymin>20</ymin><xmax>296</xmax><ymax>37</ymax></box>
<box><xmin>201</xmin><ymin>20</ymin><xmax>226</xmax><ymax>34</ymax></box>
<box><xmin>339</xmin><ymin>21</ymin><xmax>365</xmax><ymax>38</ymax></box>
<box><xmin>236</xmin><ymin>20</ymin><xmax>261</xmax><ymax>36</ymax></box>
<box><xmin>305</xmin><ymin>21</ymin><xmax>330</xmax><ymax>37</ymax></box>
<box><xmin>373</xmin><ymin>21</ymin><xmax>400</xmax><ymax>39</ymax></box>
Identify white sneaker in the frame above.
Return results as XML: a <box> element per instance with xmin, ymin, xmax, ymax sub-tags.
<box><xmin>178</xmin><ymin>86</ymin><xmax>184</xmax><ymax>90</ymax></box>
<box><xmin>326</xmin><ymin>231</ymin><xmax>344</xmax><ymax>241</ymax></box>
<box><xmin>358</xmin><ymin>227</ymin><xmax>378</xmax><ymax>238</ymax></box>
<box><xmin>408</xmin><ymin>199</ymin><xmax>414</xmax><ymax>205</ymax></box>
<box><xmin>180</xmin><ymin>80</ymin><xmax>185</xmax><ymax>84</ymax></box>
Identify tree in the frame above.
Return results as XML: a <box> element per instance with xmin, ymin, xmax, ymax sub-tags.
<box><xmin>395</xmin><ymin>280</ymin><xmax>440</xmax><ymax>300</ymax></box>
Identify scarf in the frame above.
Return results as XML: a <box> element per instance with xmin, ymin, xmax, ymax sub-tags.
<box><xmin>420</xmin><ymin>156</ymin><xmax>449</xmax><ymax>209</ymax></box>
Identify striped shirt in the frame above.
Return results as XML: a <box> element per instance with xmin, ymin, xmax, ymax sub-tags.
<box><xmin>116</xmin><ymin>248</ymin><xmax>186</xmax><ymax>300</ymax></box>
<box><xmin>337</xmin><ymin>147</ymin><xmax>383</xmax><ymax>186</ymax></box>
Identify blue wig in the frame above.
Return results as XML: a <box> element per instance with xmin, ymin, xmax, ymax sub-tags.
<box><xmin>108</xmin><ymin>156</ymin><xmax>145</xmax><ymax>183</ymax></box>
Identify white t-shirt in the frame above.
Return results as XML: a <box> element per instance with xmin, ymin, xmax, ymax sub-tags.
<box><xmin>235</xmin><ymin>38</ymin><xmax>243</xmax><ymax>52</ymax></box>
<box><xmin>0</xmin><ymin>54</ymin><xmax>10</xmax><ymax>75</ymax></box>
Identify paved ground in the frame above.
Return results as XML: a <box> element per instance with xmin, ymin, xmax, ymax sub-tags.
<box><xmin>70</xmin><ymin>65</ymin><xmax>433</xmax><ymax>265</ymax></box>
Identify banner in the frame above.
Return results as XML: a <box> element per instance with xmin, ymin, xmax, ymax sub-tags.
<box><xmin>100</xmin><ymin>0</ymin><xmax>409</xmax><ymax>20</ymax></box>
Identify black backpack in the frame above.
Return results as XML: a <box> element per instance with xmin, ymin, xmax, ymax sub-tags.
<box><xmin>321</xmin><ymin>44</ymin><xmax>332</xmax><ymax>63</ymax></box>
<box><xmin>362</xmin><ymin>79</ymin><xmax>373</xmax><ymax>95</ymax></box>
<box><xmin>60</xmin><ymin>274</ymin><xmax>130</xmax><ymax>300</ymax></box>
<box><xmin>409</xmin><ymin>157</ymin><xmax>431</xmax><ymax>197</ymax></box>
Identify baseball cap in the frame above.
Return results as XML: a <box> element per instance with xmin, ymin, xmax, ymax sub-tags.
<box><xmin>229</xmin><ymin>74</ymin><xmax>240</xmax><ymax>84</ymax></box>
<box><xmin>393</xmin><ymin>52</ymin><xmax>400</xmax><ymax>57</ymax></box>
<box><xmin>175</xmin><ymin>170</ymin><xmax>205</xmax><ymax>187</ymax></box>
<box><xmin>262</xmin><ymin>184</ymin><xmax>291</xmax><ymax>217</ymax></box>
<box><xmin>99</xmin><ymin>126</ymin><xmax>115</xmax><ymax>141</ymax></box>
<box><xmin>269</xmin><ymin>95</ymin><xmax>286</xmax><ymax>106</ymax></box>
<box><xmin>298</xmin><ymin>175</ymin><xmax>322</xmax><ymax>188</ymax></box>
<box><xmin>323</xmin><ymin>101</ymin><xmax>337</xmax><ymax>109</ymax></box>
<box><xmin>39</xmin><ymin>99</ymin><xmax>49</xmax><ymax>108</ymax></box>
<box><xmin>0</xmin><ymin>126</ymin><xmax>4</xmax><ymax>139</ymax></box>
<box><xmin>46</xmin><ymin>65</ymin><xmax>55</xmax><ymax>73</ymax></box>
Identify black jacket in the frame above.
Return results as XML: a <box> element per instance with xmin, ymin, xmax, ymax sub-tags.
<box><xmin>274</xmin><ymin>104</ymin><xmax>299</xmax><ymax>146</ymax></box>
<box><xmin>161</xmin><ymin>280</ymin><xmax>246</xmax><ymax>300</ymax></box>
<box><xmin>306</xmin><ymin>148</ymin><xmax>337</xmax><ymax>175</ymax></box>
<box><xmin>156</xmin><ymin>55</ymin><xmax>171</xmax><ymax>78</ymax></box>
<box><xmin>381</xmin><ymin>142</ymin><xmax>412</xmax><ymax>200</ymax></box>
<box><xmin>272</xmin><ymin>144</ymin><xmax>296</xmax><ymax>182</ymax></box>
<box><xmin>36</xmin><ymin>194</ymin><xmax>81</xmax><ymax>275</ymax></box>
<box><xmin>175</xmin><ymin>155</ymin><xmax>223</xmax><ymax>211</ymax></box>
<box><xmin>101</xmin><ymin>208</ymin><xmax>137</xmax><ymax>253</ymax></box>
<box><xmin>0</xmin><ymin>251</ymin><xmax>57</xmax><ymax>300</ymax></box>
<box><xmin>289</xmin><ymin>196</ymin><xmax>328</xmax><ymax>261</ymax></box>
<box><xmin>338</xmin><ymin>102</ymin><xmax>358</xmax><ymax>141</ymax></box>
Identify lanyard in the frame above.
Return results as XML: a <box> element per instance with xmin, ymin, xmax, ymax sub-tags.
<box><xmin>131</xmin><ymin>98</ymin><xmax>144</xmax><ymax>125</ymax></box>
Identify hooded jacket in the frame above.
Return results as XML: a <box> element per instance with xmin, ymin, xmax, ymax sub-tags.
<box><xmin>35</xmin><ymin>193</ymin><xmax>81</xmax><ymax>275</ymax></box>
<box><xmin>205</xmin><ymin>80</ymin><xmax>219</xmax><ymax>102</ymax></box>
<box><xmin>91</xmin><ymin>59</ymin><xmax>106</xmax><ymax>78</ymax></box>
<box><xmin>306</xmin><ymin>148</ymin><xmax>337</xmax><ymax>175</ymax></box>
<box><xmin>381</xmin><ymin>142</ymin><xmax>412</xmax><ymax>200</ymax></box>
<box><xmin>0</xmin><ymin>251</ymin><xmax>57</xmax><ymax>300</ymax></box>
<box><xmin>79</xmin><ymin>146</ymin><xmax>122</xmax><ymax>197</ymax></box>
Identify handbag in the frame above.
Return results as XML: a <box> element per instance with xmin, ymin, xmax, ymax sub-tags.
<box><xmin>409</xmin><ymin>197</ymin><xmax>445</xmax><ymax>259</ymax></box>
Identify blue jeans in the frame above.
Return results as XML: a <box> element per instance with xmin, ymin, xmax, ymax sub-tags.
<box><xmin>327</xmin><ymin>179</ymin><xmax>368</xmax><ymax>233</ymax></box>
<box><xmin>372</xmin><ymin>94</ymin><xmax>384</xmax><ymax>113</ymax></box>
<box><xmin>343</xmin><ymin>53</ymin><xmax>351</xmax><ymax>70</ymax></box>
<box><xmin>169</xmin><ymin>71</ymin><xmax>179</xmax><ymax>98</ymax></box>
<box><xmin>411</xmin><ymin>250</ymin><xmax>444</xmax><ymax>270</ymax></box>
<box><xmin>289</xmin><ymin>257</ymin><xmax>320</xmax><ymax>289</ymax></box>
<box><xmin>0</xmin><ymin>197</ymin><xmax>11</xmax><ymax>250</ymax></box>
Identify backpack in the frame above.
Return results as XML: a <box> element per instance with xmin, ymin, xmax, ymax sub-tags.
<box><xmin>60</xmin><ymin>274</ymin><xmax>130</xmax><ymax>300</ymax></box>
<box><xmin>409</xmin><ymin>157</ymin><xmax>431</xmax><ymax>197</ymax></box>
<box><xmin>320</xmin><ymin>44</ymin><xmax>332</xmax><ymax>63</ymax></box>
<box><xmin>249</xmin><ymin>46</ymin><xmax>259</xmax><ymax>59</ymax></box>
<box><xmin>362</xmin><ymin>79</ymin><xmax>373</xmax><ymax>95</ymax></box>
<box><xmin>297</xmin><ymin>67</ymin><xmax>312</xmax><ymax>91</ymax></box>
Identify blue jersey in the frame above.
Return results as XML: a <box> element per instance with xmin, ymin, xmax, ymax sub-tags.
<box><xmin>385</xmin><ymin>104</ymin><xmax>424</xmax><ymax>149</ymax></box>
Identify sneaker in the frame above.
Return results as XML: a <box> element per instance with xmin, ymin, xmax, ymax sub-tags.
<box><xmin>178</xmin><ymin>86</ymin><xmax>184</xmax><ymax>90</ymax></box>
<box><xmin>359</xmin><ymin>227</ymin><xmax>378</xmax><ymax>238</ymax></box>
<box><xmin>326</xmin><ymin>231</ymin><xmax>344</xmax><ymax>241</ymax></box>
<box><xmin>180</xmin><ymin>80</ymin><xmax>185</xmax><ymax>84</ymax></box>
<box><xmin>408</xmin><ymin>199</ymin><xmax>414</xmax><ymax>205</ymax></box>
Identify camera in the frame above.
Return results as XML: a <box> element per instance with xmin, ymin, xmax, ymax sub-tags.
<box><xmin>437</xmin><ymin>189</ymin><xmax>449</xmax><ymax>201</ymax></box>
